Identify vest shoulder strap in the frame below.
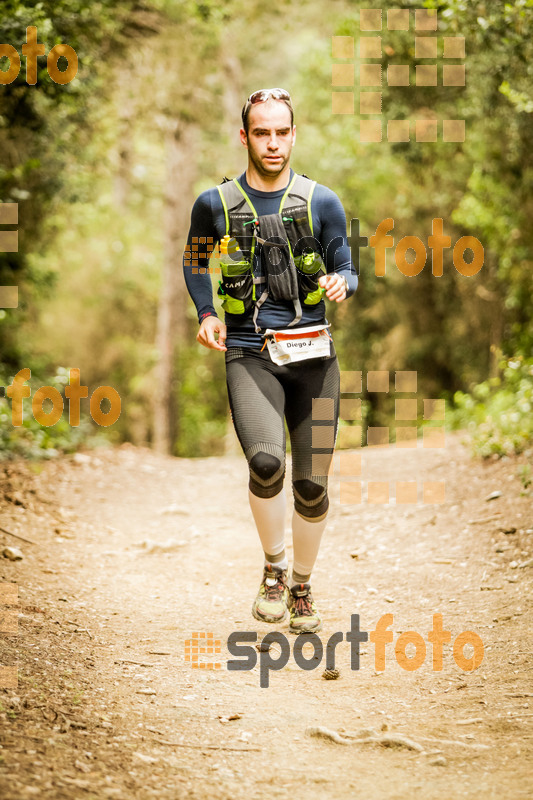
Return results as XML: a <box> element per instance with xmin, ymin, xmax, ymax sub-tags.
<box><xmin>217</xmin><ymin>178</ymin><xmax>250</xmax><ymax>209</ymax></box>
<box><xmin>216</xmin><ymin>173</ymin><xmax>317</xmax><ymax>235</ymax></box>
<box><xmin>217</xmin><ymin>174</ymin><xmax>314</xmax><ymax>209</ymax></box>
<box><xmin>216</xmin><ymin>179</ymin><xmax>254</xmax><ymax>235</ymax></box>
<box><xmin>281</xmin><ymin>174</ymin><xmax>314</xmax><ymax>207</ymax></box>
<box><xmin>280</xmin><ymin>174</ymin><xmax>317</xmax><ymax>236</ymax></box>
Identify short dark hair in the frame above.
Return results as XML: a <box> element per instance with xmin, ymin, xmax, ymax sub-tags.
<box><xmin>241</xmin><ymin>89</ymin><xmax>294</xmax><ymax>134</ymax></box>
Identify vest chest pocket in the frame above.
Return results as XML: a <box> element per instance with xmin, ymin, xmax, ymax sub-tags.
<box><xmin>217</xmin><ymin>263</ymin><xmax>255</xmax><ymax>315</ymax></box>
<box><xmin>295</xmin><ymin>252</ymin><xmax>326</xmax><ymax>305</ymax></box>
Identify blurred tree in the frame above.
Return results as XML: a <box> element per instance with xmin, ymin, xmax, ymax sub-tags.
<box><xmin>0</xmin><ymin>0</ymin><xmax>160</xmax><ymax>368</ymax></box>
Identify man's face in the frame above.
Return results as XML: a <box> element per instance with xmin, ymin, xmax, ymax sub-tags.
<box><xmin>240</xmin><ymin>99</ymin><xmax>296</xmax><ymax>178</ymax></box>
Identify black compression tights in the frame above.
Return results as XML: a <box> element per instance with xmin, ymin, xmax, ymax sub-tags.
<box><xmin>225</xmin><ymin>345</ymin><xmax>340</xmax><ymax>519</ymax></box>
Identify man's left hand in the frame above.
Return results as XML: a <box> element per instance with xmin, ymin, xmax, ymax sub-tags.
<box><xmin>319</xmin><ymin>273</ymin><xmax>347</xmax><ymax>303</ymax></box>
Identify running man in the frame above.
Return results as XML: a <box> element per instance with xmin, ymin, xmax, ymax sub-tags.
<box><xmin>183</xmin><ymin>88</ymin><xmax>357</xmax><ymax>633</ymax></box>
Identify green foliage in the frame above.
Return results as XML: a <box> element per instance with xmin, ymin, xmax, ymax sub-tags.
<box><xmin>450</xmin><ymin>357</ymin><xmax>533</xmax><ymax>458</ymax></box>
<box><xmin>0</xmin><ymin>0</ymin><xmax>160</xmax><ymax>370</ymax></box>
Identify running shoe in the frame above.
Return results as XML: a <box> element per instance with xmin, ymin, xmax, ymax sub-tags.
<box><xmin>288</xmin><ymin>583</ymin><xmax>322</xmax><ymax>634</ymax></box>
<box><xmin>251</xmin><ymin>564</ymin><xmax>289</xmax><ymax>623</ymax></box>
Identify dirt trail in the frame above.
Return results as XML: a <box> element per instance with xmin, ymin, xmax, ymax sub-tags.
<box><xmin>0</xmin><ymin>435</ymin><xmax>531</xmax><ymax>799</ymax></box>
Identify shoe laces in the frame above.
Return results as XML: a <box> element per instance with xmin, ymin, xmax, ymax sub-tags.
<box><xmin>263</xmin><ymin>567</ymin><xmax>286</xmax><ymax>601</ymax></box>
<box><xmin>291</xmin><ymin>584</ymin><xmax>313</xmax><ymax>616</ymax></box>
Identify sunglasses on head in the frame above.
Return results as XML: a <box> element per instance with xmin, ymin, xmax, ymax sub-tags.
<box><xmin>247</xmin><ymin>87</ymin><xmax>291</xmax><ymax>105</ymax></box>
<box><xmin>242</xmin><ymin>88</ymin><xmax>292</xmax><ymax>119</ymax></box>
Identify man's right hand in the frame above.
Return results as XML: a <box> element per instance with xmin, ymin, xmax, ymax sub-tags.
<box><xmin>197</xmin><ymin>315</ymin><xmax>227</xmax><ymax>351</ymax></box>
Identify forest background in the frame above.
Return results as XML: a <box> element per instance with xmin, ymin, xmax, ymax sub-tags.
<box><xmin>0</xmin><ymin>0</ymin><xmax>531</xmax><ymax>467</ymax></box>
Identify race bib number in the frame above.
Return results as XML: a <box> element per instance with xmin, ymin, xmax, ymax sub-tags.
<box><xmin>263</xmin><ymin>325</ymin><xmax>332</xmax><ymax>365</ymax></box>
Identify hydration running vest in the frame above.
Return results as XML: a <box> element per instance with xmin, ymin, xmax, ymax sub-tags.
<box><xmin>215</xmin><ymin>173</ymin><xmax>326</xmax><ymax>333</ymax></box>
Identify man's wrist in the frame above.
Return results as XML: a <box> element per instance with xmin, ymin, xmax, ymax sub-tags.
<box><xmin>199</xmin><ymin>311</ymin><xmax>218</xmax><ymax>323</ymax></box>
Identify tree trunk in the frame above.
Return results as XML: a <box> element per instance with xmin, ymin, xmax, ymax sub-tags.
<box><xmin>153</xmin><ymin>120</ymin><xmax>197</xmax><ymax>454</ymax></box>
<box><xmin>114</xmin><ymin>70</ymin><xmax>135</xmax><ymax>211</ymax></box>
